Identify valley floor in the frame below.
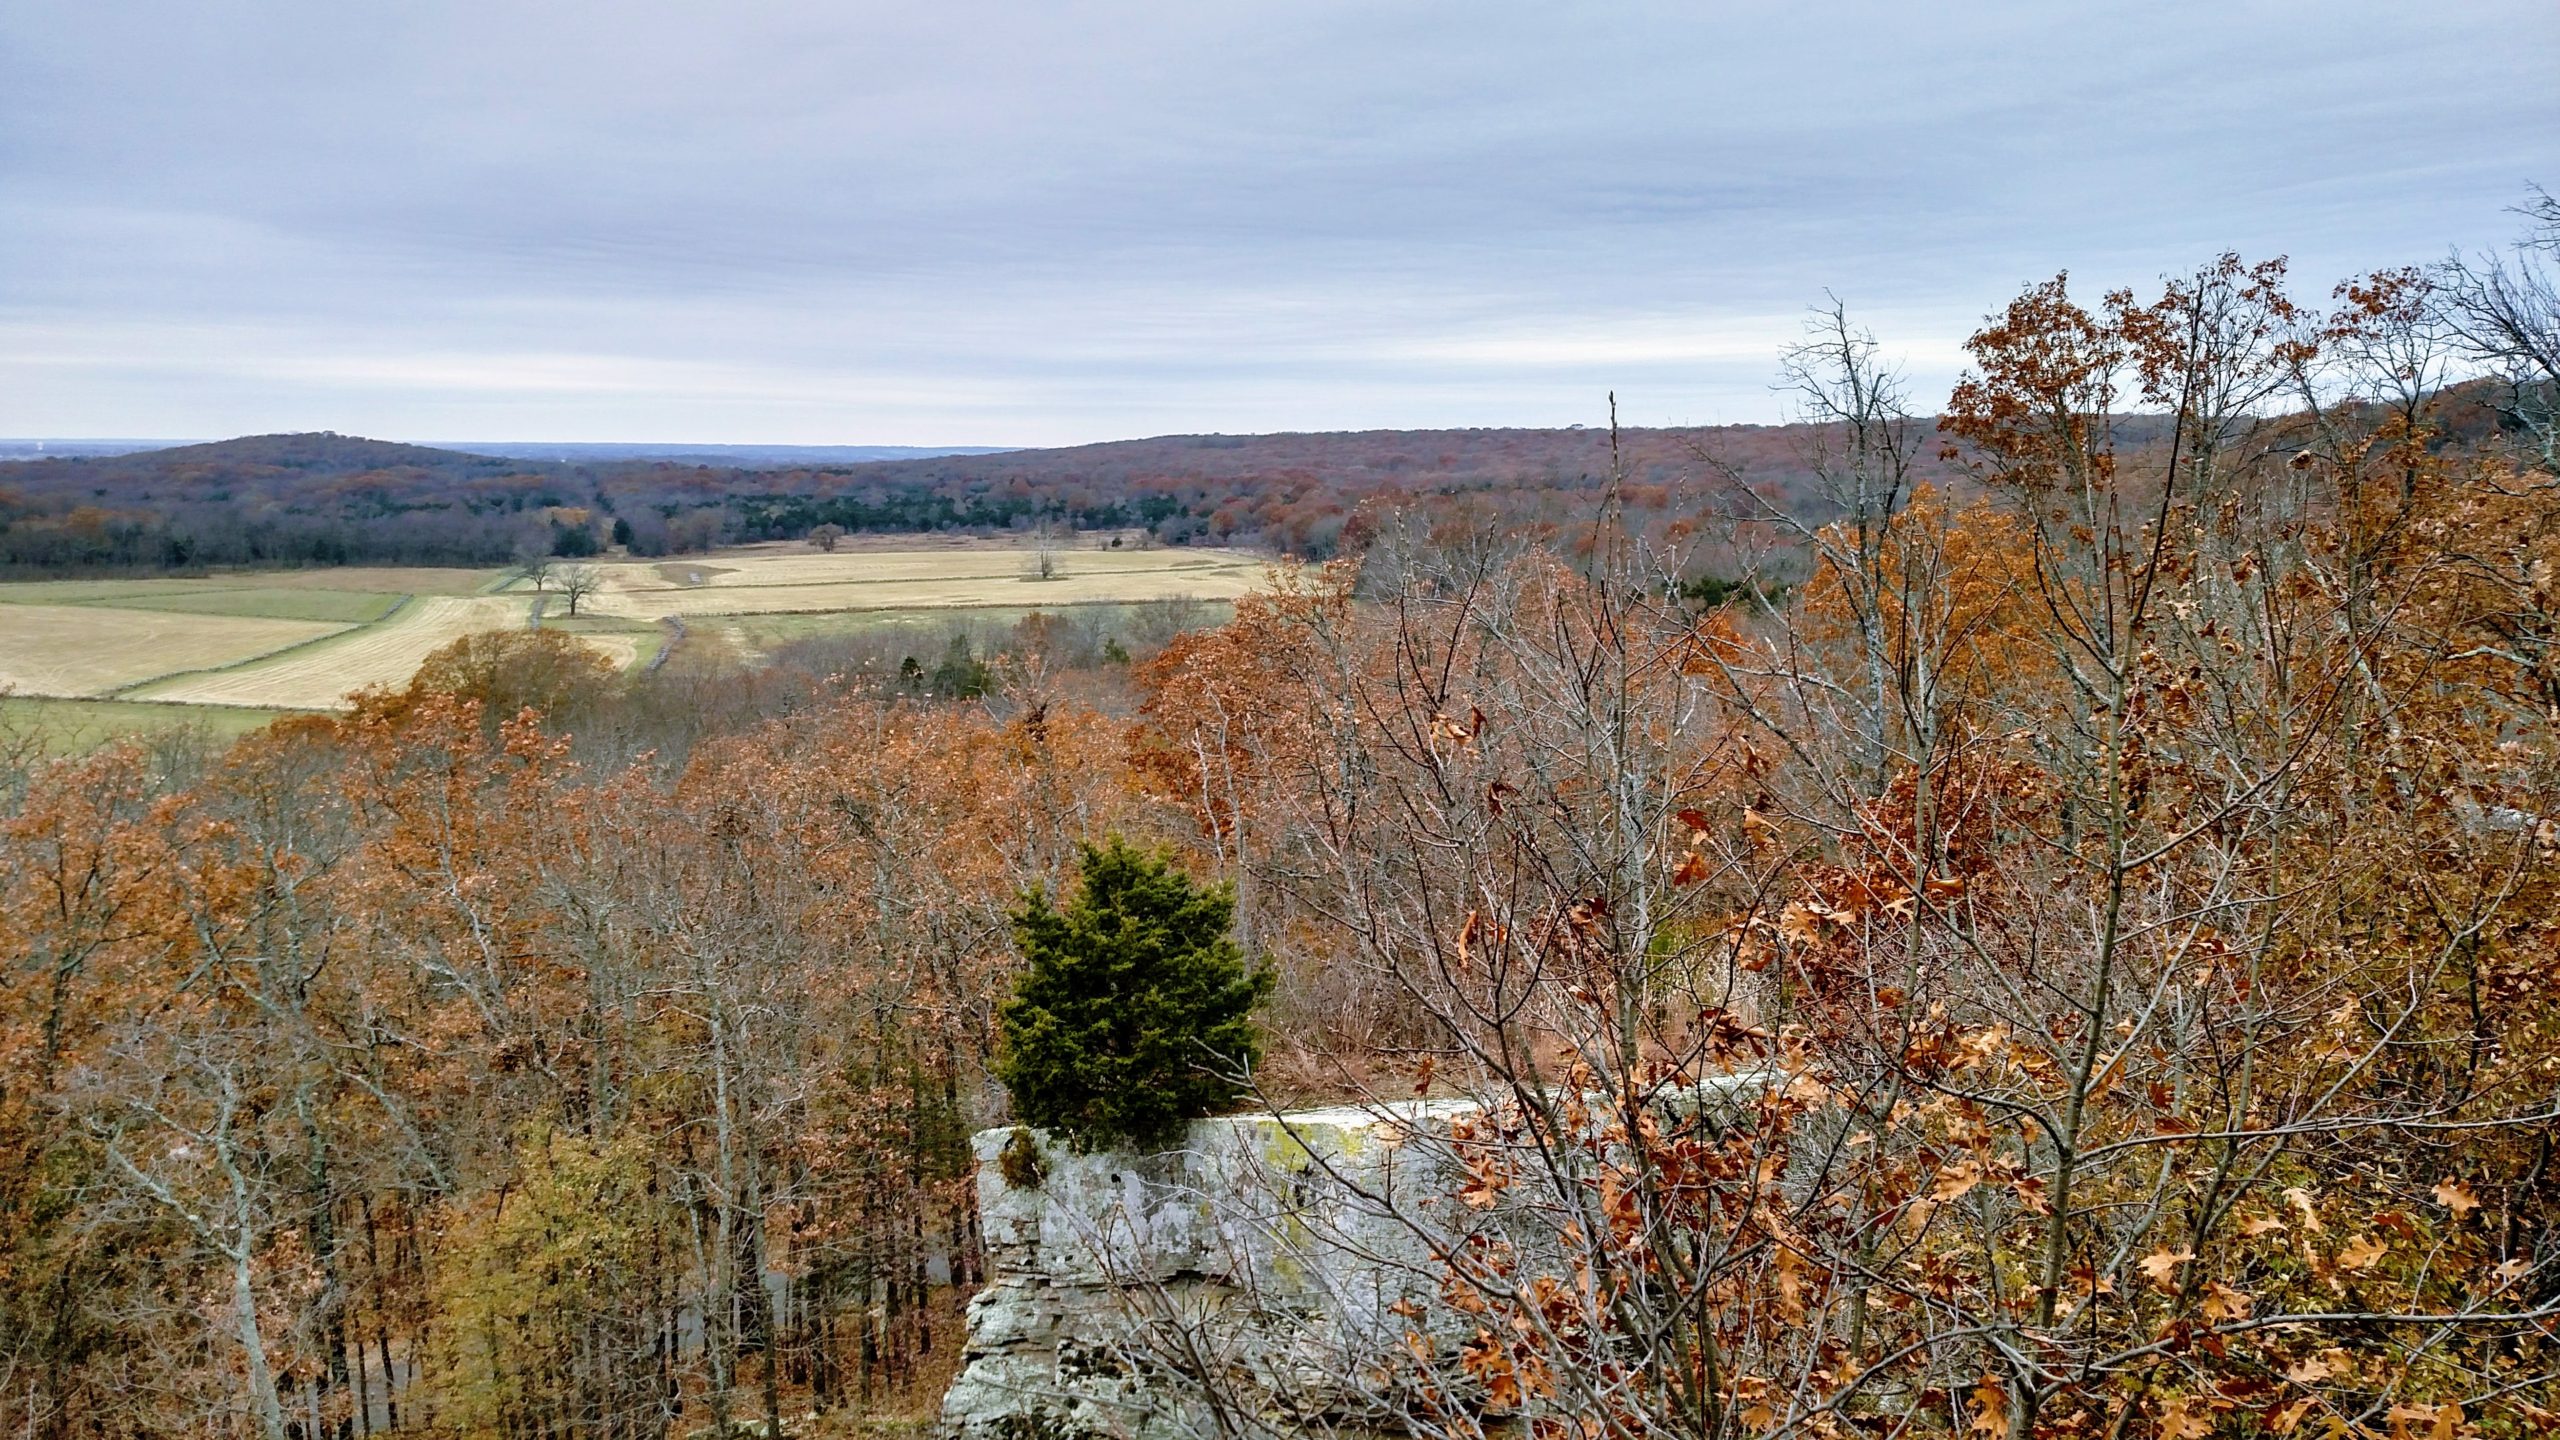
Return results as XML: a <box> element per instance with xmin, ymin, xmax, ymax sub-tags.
<box><xmin>0</xmin><ymin>537</ymin><xmax>1266</xmax><ymax>717</ymax></box>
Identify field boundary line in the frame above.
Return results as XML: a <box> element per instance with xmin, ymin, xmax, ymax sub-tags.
<box><xmin>607</xmin><ymin>559</ymin><xmax>1257</xmax><ymax>596</ymax></box>
<box><xmin>5</xmin><ymin>694</ymin><xmax>321</xmax><ymax>718</ymax></box>
<box><xmin>54</xmin><ymin>586</ymin><xmax>235</xmax><ymax>606</ymax></box>
<box><xmin>646</xmin><ymin>616</ymin><xmax>685</xmax><ymax>672</ymax></box>
<box><xmin>687</xmin><ymin>594</ymin><xmax>1220</xmax><ymax>621</ymax></box>
<box><xmin>37</xmin><ymin>588</ymin><xmax>407</xmax><ymax>624</ymax></box>
<box><xmin>111</xmin><ymin>593</ymin><xmax>415</xmax><ymax>698</ymax></box>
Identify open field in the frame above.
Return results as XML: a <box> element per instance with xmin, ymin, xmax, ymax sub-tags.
<box><xmin>0</xmin><ymin>541</ymin><xmax>1265</xmax><ymax>716</ymax></box>
<box><xmin>578</xmin><ymin>544</ymin><xmax>1263</xmax><ymax>620</ymax></box>
<box><xmin>0</xmin><ymin>567</ymin><xmax>506</xmax><ymax>604</ymax></box>
<box><xmin>0</xmin><ymin>696</ymin><xmax>302</xmax><ymax>756</ymax></box>
<box><xmin>709</xmin><ymin>599</ymin><xmax>1238</xmax><ymax>655</ymax></box>
<box><xmin>131</xmin><ymin>595</ymin><xmax>539</xmax><ymax>707</ymax></box>
<box><xmin>0</xmin><ymin>604</ymin><xmax>350</xmax><ymax>697</ymax></box>
<box><xmin>71</xmin><ymin>587</ymin><xmax>408</xmax><ymax>623</ymax></box>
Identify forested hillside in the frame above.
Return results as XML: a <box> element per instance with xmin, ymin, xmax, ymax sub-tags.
<box><xmin>0</xmin><ymin>436</ymin><xmax>591</xmax><ymax>572</ymax></box>
<box><xmin>0</xmin><ymin>417</ymin><xmax>1983</xmax><ymax>577</ymax></box>
<box><xmin>10</xmin><ymin>399</ymin><xmax>2523</xmax><ymax>582</ymax></box>
<box><xmin>4</xmin><ymin>216</ymin><xmax>2560</xmax><ymax>1440</ymax></box>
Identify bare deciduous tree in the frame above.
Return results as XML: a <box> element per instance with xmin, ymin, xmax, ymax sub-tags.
<box><xmin>556</xmin><ymin>562</ymin><xmax>601</xmax><ymax>617</ymax></box>
<box><xmin>2438</xmin><ymin>186</ymin><xmax>2560</xmax><ymax>476</ymax></box>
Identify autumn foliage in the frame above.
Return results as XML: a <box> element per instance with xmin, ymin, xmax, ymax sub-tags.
<box><xmin>4</xmin><ymin>217</ymin><xmax>2560</xmax><ymax>1440</ymax></box>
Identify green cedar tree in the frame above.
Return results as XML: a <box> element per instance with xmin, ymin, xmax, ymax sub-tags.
<box><xmin>996</xmin><ymin>838</ymin><xmax>1271</xmax><ymax>1150</ymax></box>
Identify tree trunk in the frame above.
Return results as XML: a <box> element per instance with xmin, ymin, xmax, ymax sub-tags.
<box><xmin>232</xmin><ymin>1246</ymin><xmax>289</xmax><ymax>1440</ymax></box>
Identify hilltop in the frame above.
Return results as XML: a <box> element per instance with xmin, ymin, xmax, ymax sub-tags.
<box><xmin>14</xmin><ymin>396</ymin><xmax>2511</xmax><ymax>579</ymax></box>
<box><xmin>0</xmin><ymin>419</ymin><xmax>1900</xmax><ymax>576</ymax></box>
<box><xmin>93</xmin><ymin>431</ymin><xmax>539</xmax><ymax>475</ymax></box>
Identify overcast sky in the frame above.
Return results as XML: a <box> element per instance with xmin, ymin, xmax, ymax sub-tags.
<box><xmin>3</xmin><ymin>1</ymin><xmax>2555</xmax><ymax>446</ymax></box>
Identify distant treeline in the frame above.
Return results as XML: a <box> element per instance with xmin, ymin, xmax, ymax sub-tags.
<box><xmin>0</xmin><ymin>423</ymin><xmax>1908</xmax><ymax>578</ymax></box>
<box><xmin>15</xmin><ymin>402</ymin><xmax>2522</xmax><ymax>579</ymax></box>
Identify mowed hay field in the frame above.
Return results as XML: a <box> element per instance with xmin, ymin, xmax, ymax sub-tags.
<box><xmin>132</xmin><ymin>594</ymin><xmax>541</xmax><ymax>708</ymax></box>
<box><xmin>580</xmin><ymin>544</ymin><xmax>1265</xmax><ymax>620</ymax></box>
<box><xmin>0</xmin><ymin>604</ymin><xmax>350</xmax><ymax>698</ymax></box>
<box><xmin>0</xmin><ymin>541</ymin><xmax>1268</xmax><ymax>717</ymax></box>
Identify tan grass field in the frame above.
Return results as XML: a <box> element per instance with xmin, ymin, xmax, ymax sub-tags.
<box><xmin>0</xmin><ymin>605</ymin><xmax>350</xmax><ymax>698</ymax></box>
<box><xmin>622</xmin><ymin>544</ymin><xmax>1251</xmax><ymax>591</ymax></box>
<box><xmin>578</xmin><ymin>544</ymin><xmax>1263</xmax><ymax>620</ymax></box>
<box><xmin>132</xmin><ymin>595</ymin><xmax>540</xmax><ymax>708</ymax></box>
<box><xmin>0</xmin><ymin>568</ymin><xmax>504</xmax><ymax>605</ymax></box>
<box><xmin>75</xmin><ymin>587</ymin><xmax>407</xmax><ymax>623</ymax></box>
<box><xmin>583</xmin><ymin>569</ymin><xmax>1257</xmax><ymax>620</ymax></box>
<box><xmin>1</xmin><ymin>541</ymin><xmax>1267</xmax><ymax>714</ymax></box>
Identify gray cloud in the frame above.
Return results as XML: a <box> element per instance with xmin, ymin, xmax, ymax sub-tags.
<box><xmin>3</xmin><ymin>0</ymin><xmax>2554</xmax><ymax>443</ymax></box>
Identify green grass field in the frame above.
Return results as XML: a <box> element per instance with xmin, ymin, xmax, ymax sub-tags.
<box><xmin>0</xmin><ymin>696</ymin><xmax>301</xmax><ymax>756</ymax></box>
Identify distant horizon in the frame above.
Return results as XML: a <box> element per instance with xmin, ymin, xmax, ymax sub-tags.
<box><xmin>0</xmin><ymin>436</ymin><xmax>1020</xmax><ymax>447</ymax></box>
<box><xmin>0</xmin><ymin>412</ymin><xmax>1805</xmax><ymax>461</ymax></box>
<box><xmin>0</xmin><ymin>436</ymin><xmax>1022</xmax><ymax>463</ymax></box>
<box><xmin>8</xmin><ymin>2</ymin><xmax>2552</xmax><ymax>444</ymax></box>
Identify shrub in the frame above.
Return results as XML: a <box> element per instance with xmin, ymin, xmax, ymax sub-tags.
<box><xmin>997</xmin><ymin>1126</ymin><xmax>1047</xmax><ymax>1189</ymax></box>
<box><xmin>996</xmin><ymin>838</ymin><xmax>1271</xmax><ymax>1151</ymax></box>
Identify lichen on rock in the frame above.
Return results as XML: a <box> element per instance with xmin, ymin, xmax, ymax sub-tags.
<box><xmin>937</xmin><ymin>1080</ymin><xmax>1776</xmax><ymax>1438</ymax></box>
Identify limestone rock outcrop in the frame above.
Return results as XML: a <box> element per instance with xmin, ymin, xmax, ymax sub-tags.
<box><xmin>938</xmin><ymin>1076</ymin><xmax>1776</xmax><ymax>1438</ymax></box>
<box><xmin>939</xmin><ymin>1100</ymin><xmax>1469</xmax><ymax>1438</ymax></box>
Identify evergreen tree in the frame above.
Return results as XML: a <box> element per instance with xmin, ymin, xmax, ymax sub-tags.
<box><xmin>996</xmin><ymin>838</ymin><xmax>1271</xmax><ymax>1150</ymax></box>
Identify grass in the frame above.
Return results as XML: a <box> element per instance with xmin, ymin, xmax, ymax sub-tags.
<box><xmin>0</xmin><ymin>605</ymin><xmax>351</xmax><ymax>698</ymax></box>
<box><xmin>0</xmin><ymin>567</ymin><xmax>504</xmax><ymax>604</ymax></box>
<box><xmin>626</xmin><ymin>630</ymin><xmax>670</xmax><ymax>670</ymax></box>
<box><xmin>543</xmin><ymin>613</ymin><xmax>662</xmax><ymax>634</ymax></box>
<box><xmin>717</xmin><ymin>599</ymin><xmax>1238</xmax><ymax>651</ymax></box>
<box><xmin>131</xmin><ymin>595</ymin><xmax>537</xmax><ymax>708</ymax></box>
<box><xmin>1</xmin><ymin>545</ymin><xmax>1268</xmax><ymax>720</ymax></box>
<box><xmin>578</xmin><ymin>545</ymin><xmax>1264</xmax><ymax>621</ymax></box>
<box><xmin>720</xmin><ymin>607</ymin><xmax>1045</xmax><ymax>648</ymax></box>
<box><xmin>586</xmin><ymin>571</ymin><xmax>1257</xmax><ymax>621</ymax></box>
<box><xmin>652</xmin><ymin>561</ymin><xmax>737</xmax><ymax>586</ymax></box>
<box><xmin>72</xmin><ymin>587</ymin><xmax>409</xmax><ymax>624</ymax></box>
<box><xmin>0</xmin><ymin>696</ymin><xmax>300</xmax><ymax>756</ymax></box>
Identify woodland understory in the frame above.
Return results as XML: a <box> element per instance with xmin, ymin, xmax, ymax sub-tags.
<box><xmin>5</xmin><ymin>210</ymin><xmax>2560</xmax><ymax>1439</ymax></box>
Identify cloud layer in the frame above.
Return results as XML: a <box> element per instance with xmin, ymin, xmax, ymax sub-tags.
<box><xmin>4</xmin><ymin>1</ymin><xmax>2555</xmax><ymax>443</ymax></box>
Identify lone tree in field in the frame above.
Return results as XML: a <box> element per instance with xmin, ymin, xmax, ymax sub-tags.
<box><xmin>556</xmin><ymin>562</ymin><xmax>601</xmax><ymax>616</ymax></box>
<box><xmin>996</xmin><ymin>838</ymin><xmax>1270</xmax><ymax>1150</ymax></box>
<box><xmin>511</xmin><ymin>552</ymin><xmax>555</xmax><ymax>593</ymax></box>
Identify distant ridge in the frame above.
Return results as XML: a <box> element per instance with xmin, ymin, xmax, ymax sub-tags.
<box><xmin>138</xmin><ymin>432</ymin><xmax>530</xmax><ymax>471</ymax></box>
<box><xmin>21</xmin><ymin>396</ymin><xmax>2394</xmax><ymax>578</ymax></box>
<box><xmin>0</xmin><ymin>432</ymin><xmax>536</xmax><ymax>475</ymax></box>
<box><xmin>435</xmin><ymin>441</ymin><xmax>1016</xmax><ymax>467</ymax></box>
<box><xmin>0</xmin><ymin>437</ymin><xmax>1011</xmax><ymax>467</ymax></box>
<box><xmin>0</xmin><ymin>438</ymin><xmax>202</xmax><ymax>462</ymax></box>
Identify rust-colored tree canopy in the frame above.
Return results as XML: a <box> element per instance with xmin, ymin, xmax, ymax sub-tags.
<box><xmin>4</xmin><ymin>220</ymin><xmax>2559</xmax><ymax>1439</ymax></box>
